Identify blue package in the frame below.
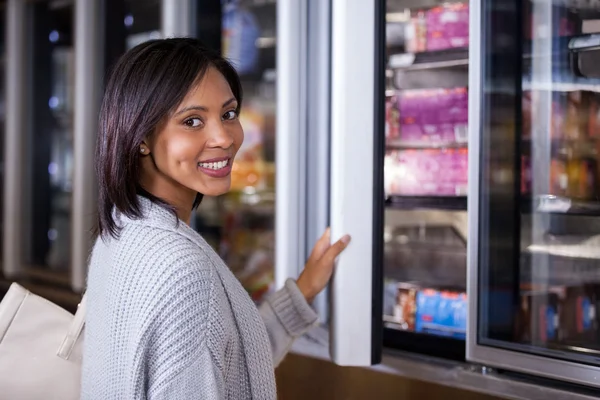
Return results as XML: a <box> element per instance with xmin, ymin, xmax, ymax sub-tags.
<box><xmin>415</xmin><ymin>289</ymin><xmax>467</xmax><ymax>339</ymax></box>
<box><xmin>545</xmin><ymin>305</ymin><xmax>558</xmax><ymax>341</ymax></box>
<box><xmin>222</xmin><ymin>3</ymin><xmax>260</xmax><ymax>75</ymax></box>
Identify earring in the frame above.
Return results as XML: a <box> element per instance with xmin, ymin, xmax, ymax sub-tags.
<box><xmin>140</xmin><ymin>147</ymin><xmax>146</xmax><ymax>154</ymax></box>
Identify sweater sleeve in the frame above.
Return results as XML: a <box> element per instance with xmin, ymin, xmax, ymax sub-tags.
<box><xmin>258</xmin><ymin>278</ymin><xmax>319</xmax><ymax>366</ymax></box>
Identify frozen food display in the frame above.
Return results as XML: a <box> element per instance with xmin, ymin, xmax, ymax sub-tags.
<box><xmin>385</xmin><ymin>148</ymin><xmax>468</xmax><ymax>197</ymax></box>
<box><xmin>383</xmin><ymin>0</ymin><xmax>469</xmax><ymax>351</ymax></box>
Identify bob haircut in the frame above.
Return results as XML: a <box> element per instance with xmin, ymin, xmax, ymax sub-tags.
<box><xmin>96</xmin><ymin>38</ymin><xmax>242</xmax><ymax>239</ymax></box>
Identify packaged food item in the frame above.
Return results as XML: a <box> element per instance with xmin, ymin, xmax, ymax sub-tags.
<box><xmin>385</xmin><ymin>94</ymin><xmax>400</xmax><ymax>142</ymax></box>
<box><xmin>568</xmin><ymin>157</ymin><xmax>597</xmax><ymax>200</ymax></box>
<box><xmin>220</xmin><ymin>208</ymin><xmax>275</xmax><ymax>303</ymax></box>
<box><xmin>232</xmin><ymin>103</ymin><xmax>266</xmax><ymax>190</ymax></box>
<box><xmin>414</xmin><ymin>288</ymin><xmax>467</xmax><ymax>339</ymax></box>
<box><xmin>555</xmin><ymin>145</ymin><xmax>598</xmax><ymax>201</ymax></box>
<box><xmin>521</xmin><ymin>155</ymin><xmax>531</xmax><ymax>195</ymax></box>
<box><xmin>549</xmin><ymin>158</ymin><xmax>567</xmax><ymax>196</ymax></box>
<box><xmin>522</xmin><ymin>91</ymin><xmax>532</xmax><ymax>140</ymax></box>
<box><xmin>588</xmin><ymin>95</ymin><xmax>600</xmax><ymax>138</ymax></box>
<box><xmin>425</xmin><ymin>3</ymin><xmax>469</xmax><ymax>52</ymax></box>
<box><xmin>516</xmin><ymin>290</ymin><xmax>561</xmax><ymax>345</ymax></box>
<box><xmin>562</xmin><ymin>91</ymin><xmax>589</xmax><ymax>141</ymax></box>
<box><xmin>384</xmin><ymin>148</ymin><xmax>468</xmax><ymax>196</ymax></box>
<box><xmin>404</xmin><ymin>11</ymin><xmax>427</xmax><ymax>53</ymax></box>
<box><xmin>559</xmin><ymin>285</ymin><xmax>599</xmax><ymax>346</ymax></box>
<box><xmin>398</xmin><ymin>87</ymin><xmax>468</xmax><ymax>145</ymax></box>
<box><xmin>393</xmin><ymin>283</ymin><xmax>418</xmax><ymax>331</ymax></box>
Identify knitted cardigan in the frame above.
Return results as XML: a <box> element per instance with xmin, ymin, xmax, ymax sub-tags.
<box><xmin>81</xmin><ymin>197</ymin><xmax>318</xmax><ymax>399</ymax></box>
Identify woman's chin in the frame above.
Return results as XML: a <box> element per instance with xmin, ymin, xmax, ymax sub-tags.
<box><xmin>196</xmin><ymin>184</ymin><xmax>231</xmax><ymax>197</ymax></box>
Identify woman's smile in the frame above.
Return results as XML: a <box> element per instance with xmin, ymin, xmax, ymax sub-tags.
<box><xmin>197</xmin><ymin>156</ymin><xmax>232</xmax><ymax>178</ymax></box>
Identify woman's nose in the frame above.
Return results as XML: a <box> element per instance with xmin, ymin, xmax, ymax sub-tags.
<box><xmin>207</xmin><ymin>121</ymin><xmax>234</xmax><ymax>148</ymax></box>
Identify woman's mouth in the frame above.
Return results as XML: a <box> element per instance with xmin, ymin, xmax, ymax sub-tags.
<box><xmin>197</xmin><ymin>158</ymin><xmax>232</xmax><ymax>178</ymax></box>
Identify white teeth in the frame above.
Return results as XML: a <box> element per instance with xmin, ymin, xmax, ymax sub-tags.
<box><xmin>199</xmin><ymin>159</ymin><xmax>229</xmax><ymax>170</ymax></box>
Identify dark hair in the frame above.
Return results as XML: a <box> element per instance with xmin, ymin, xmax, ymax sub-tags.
<box><xmin>96</xmin><ymin>38</ymin><xmax>242</xmax><ymax>238</ymax></box>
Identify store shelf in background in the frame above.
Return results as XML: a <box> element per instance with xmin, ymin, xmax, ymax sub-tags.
<box><xmin>523</xmin><ymin>195</ymin><xmax>600</xmax><ymax>216</ymax></box>
<box><xmin>388</xmin><ymin>48</ymin><xmax>468</xmax><ymax>71</ymax></box>
<box><xmin>237</xmin><ymin>0</ymin><xmax>276</xmax><ymax>7</ymax></box>
<box><xmin>521</xmin><ymin>251</ymin><xmax>600</xmax><ymax>286</ymax></box>
<box><xmin>386</xmin><ymin>139</ymin><xmax>468</xmax><ymax>150</ymax></box>
<box><xmin>386</xmin><ymin>195</ymin><xmax>467</xmax><ymax>211</ymax></box>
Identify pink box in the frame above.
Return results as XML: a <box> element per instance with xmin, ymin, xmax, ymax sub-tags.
<box><xmin>385</xmin><ymin>148</ymin><xmax>468</xmax><ymax>196</ymax></box>
<box><xmin>398</xmin><ymin>88</ymin><xmax>468</xmax><ymax>145</ymax></box>
<box><xmin>426</xmin><ymin>4</ymin><xmax>469</xmax><ymax>52</ymax></box>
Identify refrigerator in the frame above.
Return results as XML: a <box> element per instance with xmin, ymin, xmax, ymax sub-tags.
<box><xmin>327</xmin><ymin>0</ymin><xmax>600</xmax><ymax>393</ymax></box>
<box><xmin>328</xmin><ymin>0</ymin><xmax>470</xmax><ymax>365</ymax></box>
<box><xmin>467</xmin><ymin>0</ymin><xmax>600</xmax><ymax>390</ymax></box>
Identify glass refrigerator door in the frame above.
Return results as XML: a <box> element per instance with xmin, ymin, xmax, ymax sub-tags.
<box><xmin>382</xmin><ymin>0</ymin><xmax>469</xmax><ymax>360</ymax></box>
<box><xmin>469</xmin><ymin>0</ymin><xmax>600</xmax><ymax>389</ymax></box>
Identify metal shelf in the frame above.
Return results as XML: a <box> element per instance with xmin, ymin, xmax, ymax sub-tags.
<box><xmin>386</xmin><ymin>195</ymin><xmax>467</xmax><ymax>211</ymax></box>
<box><xmin>386</xmin><ymin>140</ymin><xmax>468</xmax><ymax>150</ymax></box>
<box><xmin>388</xmin><ymin>48</ymin><xmax>469</xmax><ymax>71</ymax></box>
<box><xmin>524</xmin><ymin>195</ymin><xmax>600</xmax><ymax>216</ymax></box>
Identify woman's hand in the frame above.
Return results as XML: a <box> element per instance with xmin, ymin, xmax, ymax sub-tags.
<box><xmin>296</xmin><ymin>228</ymin><xmax>351</xmax><ymax>304</ymax></box>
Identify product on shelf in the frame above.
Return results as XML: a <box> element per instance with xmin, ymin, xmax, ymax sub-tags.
<box><xmin>415</xmin><ymin>287</ymin><xmax>467</xmax><ymax>339</ymax></box>
<box><xmin>384</xmin><ymin>148</ymin><xmax>468</xmax><ymax>196</ymax></box>
<box><xmin>385</xmin><ymin>94</ymin><xmax>400</xmax><ymax>141</ymax></box>
<box><xmin>404</xmin><ymin>11</ymin><xmax>427</xmax><ymax>53</ymax></box>
<box><xmin>549</xmin><ymin>157</ymin><xmax>568</xmax><ymax>196</ymax></box>
<box><xmin>550</xmin><ymin>147</ymin><xmax>597</xmax><ymax>201</ymax></box>
<box><xmin>220</xmin><ymin>206</ymin><xmax>275</xmax><ymax>303</ymax></box>
<box><xmin>521</xmin><ymin>155</ymin><xmax>532</xmax><ymax>194</ymax></box>
<box><xmin>384</xmin><ymin>282</ymin><xmax>467</xmax><ymax>339</ymax></box>
<box><xmin>589</xmin><ymin>96</ymin><xmax>600</xmax><ymax>138</ymax></box>
<box><xmin>232</xmin><ymin>104</ymin><xmax>267</xmax><ymax>190</ymax></box>
<box><xmin>522</xmin><ymin>91</ymin><xmax>532</xmax><ymax>140</ymax></box>
<box><xmin>516</xmin><ymin>289</ymin><xmax>561</xmax><ymax>345</ymax></box>
<box><xmin>396</xmin><ymin>284</ymin><xmax>418</xmax><ymax>330</ymax></box>
<box><xmin>396</xmin><ymin>87</ymin><xmax>468</xmax><ymax>145</ymax></box>
<box><xmin>425</xmin><ymin>3</ymin><xmax>469</xmax><ymax>52</ymax></box>
<box><xmin>559</xmin><ymin>285</ymin><xmax>599</xmax><ymax>346</ymax></box>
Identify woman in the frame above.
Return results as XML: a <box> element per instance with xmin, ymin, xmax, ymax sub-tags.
<box><xmin>81</xmin><ymin>38</ymin><xmax>350</xmax><ymax>400</ymax></box>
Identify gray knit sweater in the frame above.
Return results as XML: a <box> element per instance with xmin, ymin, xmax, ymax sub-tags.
<box><xmin>81</xmin><ymin>197</ymin><xmax>318</xmax><ymax>399</ymax></box>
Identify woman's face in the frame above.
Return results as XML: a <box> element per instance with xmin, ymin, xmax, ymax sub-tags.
<box><xmin>139</xmin><ymin>67</ymin><xmax>243</xmax><ymax>209</ymax></box>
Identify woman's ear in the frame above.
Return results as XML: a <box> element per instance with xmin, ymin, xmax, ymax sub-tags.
<box><xmin>139</xmin><ymin>141</ymin><xmax>150</xmax><ymax>156</ymax></box>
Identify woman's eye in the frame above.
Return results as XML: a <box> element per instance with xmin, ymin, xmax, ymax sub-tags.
<box><xmin>184</xmin><ymin>118</ymin><xmax>202</xmax><ymax>128</ymax></box>
<box><xmin>223</xmin><ymin>110</ymin><xmax>238</xmax><ymax>121</ymax></box>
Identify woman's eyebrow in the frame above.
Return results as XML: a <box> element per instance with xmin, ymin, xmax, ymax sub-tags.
<box><xmin>175</xmin><ymin>98</ymin><xmax>237</xmax><ymax>116</ymax></box>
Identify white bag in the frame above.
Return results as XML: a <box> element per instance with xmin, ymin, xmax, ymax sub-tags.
<box><xmin>0</xmin><ymin>283</ymin><xmax>86</xmax><ymax>400</ymax></box>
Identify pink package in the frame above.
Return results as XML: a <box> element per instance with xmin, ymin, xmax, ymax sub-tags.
<box><xmin>398</xmin><ymin>88</ymin><xmax>468</xmax><ymax>145</ymax></box>
<box><xmin>385</xmin><ymin>148</ymin><xmax>468</xmax><ymax>196</ymax></box>
<box><xmin>426</xmin><ymin>4</ymin><xmax>469</xmax><ymax>52</ymax></box>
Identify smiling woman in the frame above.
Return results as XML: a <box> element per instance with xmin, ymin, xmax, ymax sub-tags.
<box><xmin>83</xmin><ymin>37</ymin><xmax>350</xmax><ymax>400</ymax></box>
<box><xmin>96</xmin><ymin>38</ymin><xmax>243</xmax><ymax>236</ymax></box>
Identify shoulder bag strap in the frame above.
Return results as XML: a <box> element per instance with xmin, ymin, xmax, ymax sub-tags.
<box><xmin>56</xmin><ymin>293</ymin><xmax>87</xmax><ymax>360</ymax></box>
